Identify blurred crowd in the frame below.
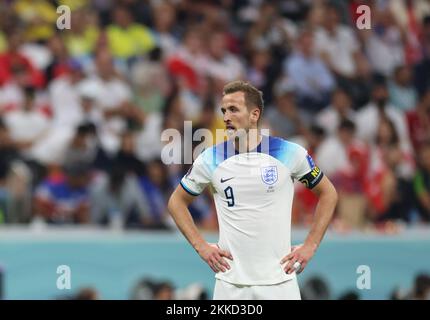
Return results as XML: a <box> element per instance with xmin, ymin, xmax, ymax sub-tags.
<box><xmin>298</xmin><ymin>272</ymin><xmax>430</xmax><ymax>300</ymax></box>
<box><xmin>0</xmin><ymin>0</ymin><xmax>430</xmax><ymax>231</ymax></box>
<box><xmin>55</xmin><ymin>272</ymin><xmax>430</xmax><ymax>300</ymax></box>
<box><xmin>56</xmin><ymin>277</ymin><xmax>209</xmax><ymax>300</ymax></box>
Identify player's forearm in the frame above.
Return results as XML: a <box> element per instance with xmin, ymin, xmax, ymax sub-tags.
<box><xmin>304</xmin><ymin>186</ymin><xmax>338</xmax><ymax>251</ymax></box>
<box><xmin>167</xmin><ymin>196</ymin><xmax>207</xmax><ymax>252</ymax></box>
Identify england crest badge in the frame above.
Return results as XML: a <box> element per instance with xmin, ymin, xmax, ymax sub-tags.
<box><xmin>261</xmin><ymin>166</ymin><xmax>278</xmax><ymax>185</ymax></box>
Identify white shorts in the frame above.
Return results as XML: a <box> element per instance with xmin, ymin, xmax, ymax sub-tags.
<box><xmin>213</xmin><ymin>277</ymin><xmax>301</xmax><ymax>300</ymax></box>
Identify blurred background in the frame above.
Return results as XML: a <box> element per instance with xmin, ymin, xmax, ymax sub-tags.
<box><xmin>0</xmin><ymin>0</ymin><xmax>430</xmax><ymax>300</ymax></box>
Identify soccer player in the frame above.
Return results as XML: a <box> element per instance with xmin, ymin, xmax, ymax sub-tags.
<box><xmin>167</xmin><ymin>81</ymin><xmax>338</xmax><ymax>299</ymax></box>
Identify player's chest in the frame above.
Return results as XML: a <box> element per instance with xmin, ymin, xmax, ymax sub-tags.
<box><xmin>211</xmin><ymin>156</ymin><xmax>291</xmax><ymax>196</ymax></box>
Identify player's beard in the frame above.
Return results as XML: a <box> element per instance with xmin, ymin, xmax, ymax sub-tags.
<box><xmin>226</xmin><ymin>126</ymin><xmax>248</xmax><ymax>140</ymax></box>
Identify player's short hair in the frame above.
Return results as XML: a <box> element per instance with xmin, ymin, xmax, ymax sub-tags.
<box><xmin>222</xmin><ymin>80</ymin><xmax>264</xmax><ymax>121</ymax></box>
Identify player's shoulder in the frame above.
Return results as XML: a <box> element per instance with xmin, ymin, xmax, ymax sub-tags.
<box><xmin>263</xmin><ymin>136</ymin><xmax>308</xmax><ymax>168</ymax></box>
<box><xmin>265</xmin><ymin>135</ymin><xmax>307</xmax><ymax>154</ymax></box>
<box><xmin>196</xmin><ymin>140</ymin><xmax>228</xmax><ymax>159</ymax></box>
<box><xmin>193</xmin><ymin>140</ymin><xmax>232</xmax><ymax>170</ymax></box>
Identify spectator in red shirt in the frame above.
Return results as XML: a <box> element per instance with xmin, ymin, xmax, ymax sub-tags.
<box><xmin>406</xmin><ymin>88</ymin><xmax>430</xmax><ymax>152</ymax></box>
<box><xmin>0</xmin><ymin>31</ymin><xmax>45</xmax><ymax>88</ymax></box>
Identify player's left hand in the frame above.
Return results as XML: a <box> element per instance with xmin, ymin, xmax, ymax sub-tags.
<box><xmin>280</xmin><ymin>244</ymin><xmax>316</xmax><ymax>275</ymax></box>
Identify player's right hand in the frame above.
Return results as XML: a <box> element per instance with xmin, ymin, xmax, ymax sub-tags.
<box><xmin>196</xmin><ymin>243</ymin><xmax>233</xmax><ymax>273</ymax></box>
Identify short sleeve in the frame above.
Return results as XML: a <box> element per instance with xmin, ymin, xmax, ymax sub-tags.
<box><xmin>291</xmin><ymin>146</ymin><xmax>324</xmax><ymax>189</ymax></box>
<box><xmin>180</xmin><ymin>151</ymin><xmax>213</xmax><ymax>196</ymax></box>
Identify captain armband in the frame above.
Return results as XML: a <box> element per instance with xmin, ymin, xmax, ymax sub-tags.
<box><xmin>298</xmin><ymin>166</ymin><xmax>324</xmax><ymax>189</ymax></box>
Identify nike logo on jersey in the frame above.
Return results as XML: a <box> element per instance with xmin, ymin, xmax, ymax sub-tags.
<box><xmin>220</xmin><ymin>177</ymin><xmax>235</xmax><ymax>183</ymax></box>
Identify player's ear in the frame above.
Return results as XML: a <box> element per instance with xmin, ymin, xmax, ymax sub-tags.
<box><xmin>250</xmin><ymin>107</ymin><xmax>260</xmax><ymax>124</ymax></box>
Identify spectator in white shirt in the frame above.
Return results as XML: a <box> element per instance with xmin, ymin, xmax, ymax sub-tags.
<box><xmin>315</xmin><ymin>4</ymin><xmax>374</xmax><ymax>109</ymax></box>
<box><xmin>80</xmin><ymin>50</ymin><xmax>143</xmax><ymax>154</ymax></box>
<box><xmin>363</xmin><ymin>8</ymin><xmax>406</xmax><ymax>77</ymax></box>
<box><xmin>48</xmin><ymin>59</ymin><xmax>86</xmax><ymax>129</ymax></box>
<box><xmin>316</xmin><ymin>88</ymin><xmax>357</xmax><ymax>136</ymax></box>
<box><xmin>206</xmin><ymin>30</ymin><xmax>245</xmax><ymax>83</ymax></box>
<box><xmin>356</xmin><ymin>78</ymin><xmax>413</xmax><ymax>155</ymax></box>
<box><xmin>3</xmin><ymin>86</ymin><xmax>50</xmax><ymax>160</ymax></box>
<box><xmin>315</xmin><ymin>4</ymin><xmax>361</xmax><ymax>80</ymax></box>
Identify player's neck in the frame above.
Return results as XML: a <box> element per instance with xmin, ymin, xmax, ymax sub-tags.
<box><xmin>233</xmin><ymin>130</ymin><xmax>262</xmax><ymax>153</ymax></box>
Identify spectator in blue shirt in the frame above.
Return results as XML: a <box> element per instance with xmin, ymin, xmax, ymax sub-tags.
<box><xmin>285</xmin><ymin>28</ymin><xmax>335</xmax><ymax>112</ymax></box>
<box><xmin>33</xmin><ymin>162</ymin><xmax>91</xmax><ymax>224</ymax></box>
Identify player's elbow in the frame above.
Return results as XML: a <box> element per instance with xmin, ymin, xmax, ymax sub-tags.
<box><xmin>325</xmin><ymin>180</ymin><xmax>338</xmax><ymax>206</ymax></box>
<box><xmin>331</xmin><ymin>187</ymin><xmax>338</xmax><ymax>207</ymax></box>
<box><xmin>167</xmin><ymin>189</ymin><xmax>186</xmax><ymax>217</ymax></box>
<box><xmin>318</xmin><ymin>177</ymin><xmax>338</xmax><ymax>207</ymax></box>
<box><xmin>167</xmin><ymin>192</ymin><xmax>177</xmax><ymax>217</ymax></box>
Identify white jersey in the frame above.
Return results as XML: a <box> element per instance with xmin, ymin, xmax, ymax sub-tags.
<box><xmin>180</xmin><ymin>135</ymin><xmax>324</xmax><ymax>285</ymax></box>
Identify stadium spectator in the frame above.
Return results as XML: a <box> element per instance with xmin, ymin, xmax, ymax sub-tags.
<box><xmin>366</xmin><ymin>118</ymin><xmax>415</xmax><ymax>223</ymax></box>
<box><xmin>131</xmin><ymin>47</ymin><xmax>171</xmax><ymax>114</ymax></box>
<box><xmin>33</xmin><ymin>162</ymin><xmax>91</xmax><ymax>224</ymax></box>
<box><xmin>315</xmin><ymin>4</ymin><xmax>362</xmax><ymax>85</ymax></box>
<box><xmin>317</xmin><ymin>120</ymin><xmax>368</xmax><ymax>182</ymax></box>
<box><xmin>413</xmin><ymin>142</ymin><xmax>430</xmax><ymax>223</ymax></box>
<box><xmin>244</xmin><ymin>2</ymin><xmax>292</xmax><ymax>55</ymax></box>
<box><xmin>363</xmin><ymin>7</ymin><xmax>406</xmax><ymax>77</ymax></box>
<box><xmin>300</xmin><ymin>276</ymin><xmax>331</xmax><ymax>300</ymax></box>
<box><xmin>130</xmin><ymin>277</ymin><xmax>175</xmax><ymax>300</ymax></box>
<box><xmin>0</xmin><ymin>0</ymin><xmax>429</xmax><ymax>230</ymax></box>
<box><xmin>246</xmin><ymin>49</ymin><xmax>271</xmax><ymax>90</ymax></box>
<box><xmin>44</xmin><ymin>34</ymin><xmax>73</xmax><ymax>83</ymax></box>
<box><xmin>0</xmin><ymin>117</ymin><xmax>19</xmax><ymax>164</ymax></box>
<box><xmin>389</xmin><ymin>0</ymin><xmax>430</xmax><ymax>65</ymax></box>
<box><xmin>206</xmin><ymin>30</ymin><xmax>245</xmax><ymax>84</ymax></box>
<box><xmin>153</xmin><ymin>281</ymin><xmax>175</xmax><ymax>300</ymax></box>
<box><xmin>285</xmin><ymin>28</ymin><xmax>335</xmax><ymax>112</ymax></box>
<box><xmin>12</xmin><ymin>0</ymin><xmax>56</xmax><ymax>43</ymax></box>
<box><xmin>0</xmin><ymin>31</ymin><xmax>45</xmax><ymax>88</ymax></box>
<box><xmin>110</xmin><ymin>130</ymin><xmax>145</xmax><ymax>176</ymax></box>
<box><xmin>194</xmin><ymin>93</ymin><xmax>225</xmax><ymax>147</ymax></box>
<box><xmin>64</xmin><ymin>8</ymin><xmax>100</xmax><ymax>68</ymax></box>
<box><xmin>89</xmin><ymin>163</ymin><xmax>152</xmax><ymax>229</ymax></box>
<box><xmin>355</xmin><ymin>77</ymin><xmax>413</xmax><ymax>155</ymax></box>
<box><xmin>408</xmin><ymin>273</ymin><xmax>430</xmax><ymax>300</ymax></box>
<box><xmin>139</xmin><ymin>159</ymin><xmax>173</xmax><ymax>227</ymax></box>
<box><xmin>166</xmin><ymin>27</ymin><xmax>209</xmax><ymax>93</ymax></box>
<box><xmin>48</xmin><ymin>58</ymin><xmax>86</xmax><ymax>129</ymax></box>
<box><xmin>406</xmin><ymin>89</ymin><xmax>430</xmax><ymax>153</ymax></box>
<box><xmin>63</xmin><ymin>122</ymin><xmax>98</xmax><ymax>168</ymax></box>
<box><xmin>265</xmin><ymin>79</ymin><xmax>311</xmax><ymax>139</ymax></box>
<box><xmin>338</xmin><ymin>290</ymin><xmax>360</xmax><ymax>300</ymax></box>
<box><xmin>414</xmin><ymin>16</ymin><xmax>430</xmax><ymax>96</ymax></box>
<box><xmin>106</xmin><ymin>5</ymin><xmax>155</xmax><ymax>64</ymax></box>
<box><xmin>79</xmin><ymin>49</ymin><xmax>142</xmax><ymax>154</ymax></box>
<box><xmin>316</xmin><ymin>120</ymin><xmax>369</xmax><ymax>228</ymax></box>
<box><xmin>316</xmin><ymin>88</ymin><xmax>356</xmax><ymax>136</ymax></box>
<box><xmin>0</xmin><ymin>118</ymin><xmax>32</xmax><ymax>223</ymax></box>
<box><xmin>151</xmin><ymin>2</ymin><xmax>179</xmax><ymax>59</ymax></box>
<box><xmin>388</xmin><ymin>65</ymin><xmax>418</xmax><ymax>112</ymax></box>
<box><xmin>0</xmin><ymin>25</ymin><xmax>6</xmax><ymax>55</ymax></box>
<box><xmin>74</xmin><ymin>287</ymin><xmax>100</xmax><ymax>300</ymax></box>
<box><xmin>3</xmin><ymin>86</ymin><xmax>50</xmax><ymax>161</ymax></box>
